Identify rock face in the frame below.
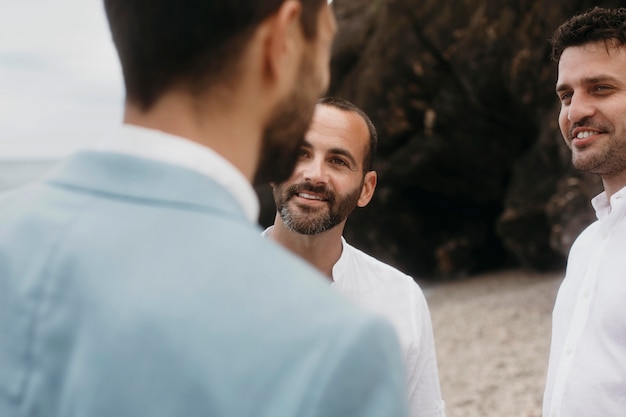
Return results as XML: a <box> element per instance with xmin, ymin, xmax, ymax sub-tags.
<box><xmin>259</xmin><ymin>0</ymin><xmax>617</xmax><ymax>279</ymax></box>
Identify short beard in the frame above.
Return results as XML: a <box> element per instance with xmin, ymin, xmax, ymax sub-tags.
<box><xmin>254</xmin><ymin>54</ymin><xmax>320</xmax><ymax>186</ymax></box>
<box><xmin>568</xmin><ymin>120</ymin><xmax>626</xmax><ymax>175</ymax></box>
<box><xmin>572</xmin><ymin>143</ymin><xmax>626</xmax><ymax>176</ymax></box>
<box><xmin>254</xmin><ymin>101</ymin><xmax>312</xmax><ymax>186</ymax></box>
<box><xmin>275</xmin><ymin>183</ymin><xmax>362</xmax><ymax>235</ymax></box>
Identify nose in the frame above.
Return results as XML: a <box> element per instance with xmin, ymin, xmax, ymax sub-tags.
<box><xmin>300</xmin><ymin>157</ymin><xmax>328</xmax><ymax>184</ymax></box>
<box><xmin>567</xmin><ymin>93</ymin><xmax>596</xmax><ymax>123</ymax></box>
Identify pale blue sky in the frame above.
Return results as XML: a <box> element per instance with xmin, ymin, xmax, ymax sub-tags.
<box><xmin>0</xmin><ymin>0</ymin><xmax>124</xmax><ymax>159</ymax></box>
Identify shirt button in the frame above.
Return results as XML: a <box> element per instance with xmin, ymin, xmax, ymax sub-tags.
<box><xmin>583</xmin><ymin>289</ymin><xmax>590</xmax><ymax>299</ymax></box>
<box><xmin>551</xmin><ymin>411</ymin><xmax>557</xmax><ymax>417</ymax></box>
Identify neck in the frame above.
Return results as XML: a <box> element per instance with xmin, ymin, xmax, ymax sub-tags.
<box><xmin>122</xmin><ymin>89</ymin><xmax>262</xmax><ymax>183</ymax></box>
<box><xmin>601</xmin><ymin>170</ymin><xmax>626</xmax><ymax>201</ymax></box>
<box><xmin>269</xmin><ymin>213</ymin><xmax>345</xmax><ymax>280</ymax></box>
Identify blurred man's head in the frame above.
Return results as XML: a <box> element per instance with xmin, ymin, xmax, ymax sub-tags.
<box><xmin>104</xmin><ymin>0</ymin><xmax>336</xmax><ymax>184</ymax></box>
<box><xmin>255</xmin><ymin>6</ymin><xmax>337</xmax><ymax>184</ymax></box>
<box><xmin>273</xmin><ymin>98</ymin><xmax>378</xmax><ymax>235</ymax></box>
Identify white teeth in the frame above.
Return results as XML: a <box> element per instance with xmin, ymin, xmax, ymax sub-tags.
<box><xmin>298</xmin><ymin>193</ymin><xmax>323</xmax><ymax>200</ymax></box>
<box><xmin>576</xmin><ymin>131</ymin><xmax>594</xmax><ymax>139</ymax></box>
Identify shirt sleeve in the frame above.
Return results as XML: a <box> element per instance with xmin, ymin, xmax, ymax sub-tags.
<box><xmin>405</xmin><ymin>287</ymin><xmax>447</xmax><ymax>417</ymax></box>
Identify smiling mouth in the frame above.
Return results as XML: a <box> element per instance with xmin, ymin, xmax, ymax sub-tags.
<box><xmin>574</xmin><ymin>130</ymin><xmax>597</xmax><ymax>139</ymax></box>
<box><xmin>296</xmin><ymin>192</ymin><xmax>327</xmax><ymax>202</ymax></box>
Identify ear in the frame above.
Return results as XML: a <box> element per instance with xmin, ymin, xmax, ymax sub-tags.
<box><xmin>261</xmin><ymin>0</ymin><xmax>303</xmax><ymax>86</ymax></box>
<box><xmin>357</xmin><ymin>171</ymin><xmax>377</xmax><ymax>208</ymax></box>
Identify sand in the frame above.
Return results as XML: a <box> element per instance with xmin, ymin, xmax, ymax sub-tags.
<box><xmin>424</xmin><ymin>269</ymin><xmax>563</xmax><ymax>417</ymax></box>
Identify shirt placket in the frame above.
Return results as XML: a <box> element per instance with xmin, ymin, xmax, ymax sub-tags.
<box><xmin>548</xmin><ymin>221</ymin><xmax>610</xmax><ymax>417</ymax></box>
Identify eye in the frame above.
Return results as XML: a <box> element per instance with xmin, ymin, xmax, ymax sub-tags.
<box><xmin>559</xmin><ymin>91</ymin><xmax>573</xmax><ymax>103</ymax></box>
<box><xmin>593</xmin><ymin>85</ymin><xmax>613</xmax><ymax>94</ymax></box>
<box><xmin>330</xmin><ymin>157</ymin><xmax>348</xmax><ymax>166</ymax></box>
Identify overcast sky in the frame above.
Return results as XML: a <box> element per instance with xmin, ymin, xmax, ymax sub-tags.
<box><xmin>0</xmin><ymin>0</ymin><xmax>124</xmax><ymax>160</ymax></box>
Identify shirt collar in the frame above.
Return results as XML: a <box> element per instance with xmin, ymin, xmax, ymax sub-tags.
<box><xmin>591</xmin><ymin>185</ymin><xmax>626</xmax><ymax>221</ymax></box>
<box><xmin>263</xmin><ymin>225</ymin><xmax>346</xmax><ymax>287</ymax></box>
<box><xmin>92</xmin><ymin>124</ymin><xmax>259</xmax><ymax>223</ymax></box>
<box><xmin>331</xmin><ymin>237</ymin><xmax>348</xmax><ymax>285</ymax></box>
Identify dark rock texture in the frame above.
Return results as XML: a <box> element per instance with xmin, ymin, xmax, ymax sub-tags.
<box><xmin>259</xmin><ymin>0</ymin><xmax>618</xmax><ymax>280</ymax></box>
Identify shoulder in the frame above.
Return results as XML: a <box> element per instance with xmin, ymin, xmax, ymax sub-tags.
<box><xmin>567</xmin><ymin>220</ymin><xmax>600</xmax><ymax>260</ymax></box>
<box><xmin>342</xmin><ymin>240</ymin><xmax>421</xmax><ymax>290</ymax></box>
<box><xmin>338</xmin><ymin>240</ymin><xmax>430</xmax><ymax>320</ymax></box>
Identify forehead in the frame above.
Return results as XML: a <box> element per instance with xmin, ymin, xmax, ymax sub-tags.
<box><xmin>557</xmin><ymin>41</ymin><xmax>626</xmax><ymax>86</ymax></box>
<box><xmin>305</xmin><ymin>104</ymin><xmax>369</xmax><ymax>157</ymax></box>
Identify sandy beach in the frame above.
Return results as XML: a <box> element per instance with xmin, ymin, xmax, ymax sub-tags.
<box><xmin>424</xmin><ymin>269</ymin><xmax>563</xmax><ymax>417</ymax></box>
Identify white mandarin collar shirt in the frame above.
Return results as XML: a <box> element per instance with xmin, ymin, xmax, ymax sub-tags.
<box><xmin>91</xmin><ymin>124</ymin><xmax>259</xmax><ymax>223</ymax></box>
<box><xmin>332</xmin><ymin>238</ymin><xmax>445</xmax><ymax>417</ymax></box>
<box><xmin>543</xmin><ymin>185</ymin><xmax>626</xmax><ymax>417</ymax></box>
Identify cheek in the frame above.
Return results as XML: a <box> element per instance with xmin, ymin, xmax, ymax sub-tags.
<box><xmin>312</xmin><ymin>39</ymin><xmax>332</xmax><ymax>91</ymax></box>
<box><xmin>558</xmin><ymin>111</ymin><xmax>570</xmax><ymax>139</ymax></box>
<box><xmin>314</xmin><ymin>50</ymin><xmax>330</xmax><ymax>93</ymax></box>
<box><xmin>289</xmin><ymin>165</ymin><xmax>306</xmax><ymax>181</ymax></box>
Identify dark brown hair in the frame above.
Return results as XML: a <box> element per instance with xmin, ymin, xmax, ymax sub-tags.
<box><xmin>104</xmin><ymin>0</ymin><xmax>326</xmax><ymax>110</ymax></box>
<box><xmin>551</xmin><ymin>7</ymin><xmax>626</xmax><ymax>61</ymax></box>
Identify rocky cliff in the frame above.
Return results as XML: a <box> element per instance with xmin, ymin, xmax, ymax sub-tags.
<box><xmin>259</xmin><ymin>0</ymin><xmax>620</xmax><ymax>279</ymax></box>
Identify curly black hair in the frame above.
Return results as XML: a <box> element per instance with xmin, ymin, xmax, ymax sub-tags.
<box><xmin>551</xmin><ymin>7</ymin><xmax>626</xmax><ymax>61</ymax></box>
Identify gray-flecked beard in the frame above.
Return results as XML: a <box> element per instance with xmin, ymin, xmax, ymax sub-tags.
<box><xmin>276</xmin><ymin>183</ymin><xmax>361</xmax><ymax>235</ymax></box>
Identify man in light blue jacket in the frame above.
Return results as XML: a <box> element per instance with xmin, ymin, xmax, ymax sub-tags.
<box><xmin>0</xmin><ymin>1</ymin><xmax>409</xmax><ymax>416</ymax></box>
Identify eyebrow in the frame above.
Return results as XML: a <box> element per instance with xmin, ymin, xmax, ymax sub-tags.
<box><xmin>556</xmin><ymin>75</ymin><xmax>619</xmax><ymax>93</ymax></box>
<box><xmin>555</xmin><ymin>83</ymin><xmax>570</xmax><ymax>94</ymax></box>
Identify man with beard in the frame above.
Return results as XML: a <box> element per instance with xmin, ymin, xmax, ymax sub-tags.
<box><xmin>0</xmin><ymin>3</ymin><xmax>410</xmax><ymax>417</ymax></box>
<box><xmin>543</xmin><ymin>7</ymin><xmax>626</xmax><ymax>417</ymax></box>
<box><xmin>265</xmin><ymin>97</ymin><xmax>446</xmax><ymax>417</ymax></box>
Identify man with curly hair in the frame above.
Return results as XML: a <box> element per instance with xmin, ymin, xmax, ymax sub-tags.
<box><xmin>544</xmin><ymin>7</ymin><xmax>626</xmax><ymax>417</ymax></box>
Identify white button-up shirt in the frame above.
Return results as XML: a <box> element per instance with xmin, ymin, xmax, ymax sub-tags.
<box><xmin>543</xmin><ymin>186</ymin><xmax>626</xmax><ymax>417</ymax></box>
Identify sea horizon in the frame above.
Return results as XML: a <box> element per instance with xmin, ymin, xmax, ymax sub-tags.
<box><xmin>0</xmin><ymin>159</ymin><xmax>60</xmax><ymax>192</ymax></box>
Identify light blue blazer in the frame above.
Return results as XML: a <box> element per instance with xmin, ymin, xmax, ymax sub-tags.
<box><xmin>0</xmin><ymin>151</ymin><xmax>409</xmax><ymax>417</ymax></box>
